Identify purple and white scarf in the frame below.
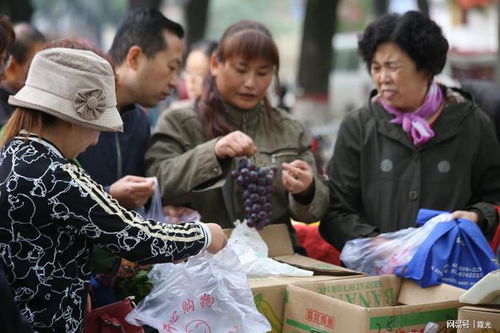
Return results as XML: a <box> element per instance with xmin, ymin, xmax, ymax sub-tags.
<box><xmin>380</xmin><ymin>82</ymin><xmax>444</xmax><ymax>146</ymax></box>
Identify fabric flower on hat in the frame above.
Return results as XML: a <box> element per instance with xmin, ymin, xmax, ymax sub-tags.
<box><xmin>74</xmin><ymin>88</ymin><xmax>106</xmax><ymax>120</ymax></box>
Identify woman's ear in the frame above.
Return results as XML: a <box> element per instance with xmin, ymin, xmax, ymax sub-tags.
<box><xmin>4</xmin><ymin>57</ymin><xmax>20</xmax><ymax>76</ymax></box>
<box><xmin>209</xmin><ymin>53</ymin><xmax>219</xmax><ymax>76</ymax></box>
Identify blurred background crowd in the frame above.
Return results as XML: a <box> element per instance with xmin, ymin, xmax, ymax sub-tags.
<box><xmin>1</xmin><ymin>0</ymin><xmax>499</xmax><ymax>173</ymax></box>
<box><xmin>1</xmin><ymin>2</ymin><xmax>500</xmax><ymax>332</ymax></box>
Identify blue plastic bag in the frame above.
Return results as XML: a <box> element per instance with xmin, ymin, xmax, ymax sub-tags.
<box><xmin>395</xmin><ymin>209</ymin><xmax>499</xmax><ymax>289</ymax></box>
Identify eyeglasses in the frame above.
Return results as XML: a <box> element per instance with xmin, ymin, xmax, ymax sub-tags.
<box><xmin>0</xmin><ymin>52</ymin><xmax>11</xmax><ymax>75</ymax></box>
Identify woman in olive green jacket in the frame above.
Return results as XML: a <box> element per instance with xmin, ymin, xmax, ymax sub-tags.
<box><xmin>146</xmin><ymin>21</ymin><xmax>327</xmax><ymax>233</ymax></box>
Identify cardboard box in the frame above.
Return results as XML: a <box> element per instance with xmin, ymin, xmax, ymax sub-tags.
<box><xmin>283</xmin><ymin>275</ymin><xmax>465</xmax><ymax>333</ymax></box>
<box><xmin>225</xmin><ymin>223</ymin><xmax>363</xmax><ymax>332</ymax></box>
<box><xmin>457</xmin><ymin>306</ymin><xmax>500</xmax><ymax>332</ymax></box>
<box><xmin>250</xmin><ymin>275</ymin><xmax>359</xmax><ymax>333</ymax></box>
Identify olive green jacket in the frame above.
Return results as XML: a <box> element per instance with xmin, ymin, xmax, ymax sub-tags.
<box><xmin>145</xmin><ymin>103</ymin><xmax>328</xmax><ymax>229</ymax></box>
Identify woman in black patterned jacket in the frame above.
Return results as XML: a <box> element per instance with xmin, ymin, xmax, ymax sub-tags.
<box><xmin>0</xmin><ymin>47</ymin><xmax>227</xmax><ymax>332</ymax></box>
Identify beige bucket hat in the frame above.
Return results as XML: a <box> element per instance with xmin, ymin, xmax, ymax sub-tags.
<box><xmin>9</xmin><ymin>47</ymin><xmax>123</xmax><ymax>132</ymax></box>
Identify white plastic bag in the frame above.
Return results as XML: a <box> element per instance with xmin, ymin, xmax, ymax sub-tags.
<box><xmin>125</xmin><ymin>245</ymin><xmax>271</xmax><ymax>332</ymax></box>
<box><xmin>340</xmin><ymin>213</ymin><xmax>452</xmax><ymax>275</ymax></box>
<box><xmin>136</xmin><ymin>178</ymin><xmax>201</xmax><ymax>224</ymax></box>
<box><xmin>229</xmin><ymin>220</ymin><xmax>313</xmax><ymax>277</ymax></box>
<box><xmin>135</xmin><ymin>177</ymin><xmax>166</xmax><ymax>222</ymax></box>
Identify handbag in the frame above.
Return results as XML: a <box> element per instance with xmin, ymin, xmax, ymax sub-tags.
<box><xmin>84</xmin><ymin>297</ymin><xmax>144</xmax><ymax>333</ymax></box>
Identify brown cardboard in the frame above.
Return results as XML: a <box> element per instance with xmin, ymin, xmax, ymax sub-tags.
<box><xmin>225</xmin><ymin>223</ymin><xmax>361</xmax><ymax>276</ymax></box>
<box><xmin>258</xmin><ymin>223</ymin><xmax>296</xmax><ymax>257</ymax></box>
<box><xmin>273</xmin><ymin>254</ymin><xmax>357</xmax><ymax>276</ymax></box>
<box><xmin>457</xmin><ymin>306</ymin><xmax>500</xmax><ymax>332</ymax></box>
<box><xmin>283</xmin><ymin>275</ymin><xmax>465</xmax><ymax>333</ymax></box>
<box><xmin>250</xmin><ymin>275</ymin><xmax>360</xmax><ymax>333</ymax></box>
<box><xmin>398</xmin><ymin>279</ymin><xmax>465</xmax><ymax>305</ymax></box>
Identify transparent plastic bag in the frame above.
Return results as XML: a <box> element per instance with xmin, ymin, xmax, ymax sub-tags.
<box><xmin>135</xmin><ymin>177</ymin><xmax>166</xmax><ymax>223</ymax></box>
<box><xmin>229</xmin><ymin>220</ymin><xmax>313</xmax><ymax>277</ymax></box>
<box><xmin>135</xmin><ymin>178</ymin><xmax>201</xmax><ymax>224</ymax></box>
<box><xmin>125</xmin><ymin>245</ymin><xmax>271</xmax><ymax>332</ymax></box>
<box><xmin>163</xmin><ymin>209</ymin><xmax>201</xmax><ymax>224</ymax></box>
<box><xmin>340</xmin><ymin>213</ymin><xmax>452</xmax><ymax>275</ymax></box>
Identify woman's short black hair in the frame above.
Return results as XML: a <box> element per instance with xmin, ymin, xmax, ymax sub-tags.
<box><xmin>358</xmin><ymin>10</ymin><xmax>449</xmax><ymax>76</ymax></box>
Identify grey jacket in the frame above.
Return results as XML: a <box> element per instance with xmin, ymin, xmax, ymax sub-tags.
<box><xmin>320</xmin><ymin>87</ymin><xmax>500</xmax><ymax>250</ymax></box>
<box><xmin>145</xmin><ymin>103</ymin><xmax>328</xmax><ymax>229</ymax></box>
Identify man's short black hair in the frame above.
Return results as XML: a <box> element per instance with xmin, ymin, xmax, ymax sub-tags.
<box><xmin>10</xmin><ymin>23</ymin><xmax>46</xmax><ymax>64</ymax></box>
<box><xmin>358</xmin><ymin>10</ymin><xmax>449</xmax><ymax>76</ymax></box>
<box><xmin>109</xmin><ymin>7</ymin><xmax>184</xmax><ymax>65</ymax></box>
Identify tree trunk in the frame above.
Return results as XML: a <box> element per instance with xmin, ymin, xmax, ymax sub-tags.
<box><xmin>417</xmin><ymin>0</ymin><xmax>430</xmax><ymax>16</ymax></box>
<box><xmin>128</xmin><ymin>0</ymin><xmax>162</xmax><ymax>10</ymax></box>
<box><xmin>297</xmin><ymin>0</ymin><xmax>338</xmax><ymax>98</ymax></box>
<box><xmin>373</xmin><ymin>0</ymin><xmax>389</xmax><ymax>17</ymax></box>
<box><xmin>185</xmin><ymin>0</ymin><xmax>210</xmax><ymax>50</ymax></box>
<box><xmin>3</xmin><ymin>0</ymin><xmax>33</xmax><ymax>22</ymax></box>
<box><xmin>295</xmin><ymin>0</ymin><xmax>339</xmax><ymax>127</ymax></box>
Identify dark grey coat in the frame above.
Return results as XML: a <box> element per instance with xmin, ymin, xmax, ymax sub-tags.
<box><xmin>320</xmin><ymin>87</ymin><xmax>500</xmax><ymax>249</ymax></box>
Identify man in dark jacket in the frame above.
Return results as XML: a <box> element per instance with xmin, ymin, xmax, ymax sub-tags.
<box><xmin>78</xmin><ymin>8</ymin><xmax>184</xmax><ymax>209</ymax></box>
<box><xmin>0</xmin><ymin>23</ymin><xmax>45</xmax><ymax>126</ymax></box>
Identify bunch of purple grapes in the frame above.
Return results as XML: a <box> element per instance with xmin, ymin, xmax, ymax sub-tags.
<box><xmin>231</xmin><ymin>157</ymin><xmax>275</xmax><ymax>230</ymax></box>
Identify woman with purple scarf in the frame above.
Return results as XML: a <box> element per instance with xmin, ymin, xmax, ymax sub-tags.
<box><xmin>320</xmin><ymin>11</ymin><xmax>500</xmax><ymax>250</ymax></box>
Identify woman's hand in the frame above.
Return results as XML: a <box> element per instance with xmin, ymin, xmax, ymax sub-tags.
<box><xmin>282</xmin><ymin>160</ymin><xmax>314</xmax><ymax>195</ymax></box>
<box><xmin>205</xmin><ymin>223</ymin><xmax>227</xmax><ymax>254</ymax></box>
<box><xmin>109</xmin><ymin>176</ymin><xmax>156</xmax><ymax>209</ymax></box>
<box><xmin>214</xmin><ymin>130</ymin><xmax>258</xmax><ymax>159</ymax></box>
<box><xmin>450</xmin><ymin>210</ymin><xmax>479</xmax><ymax>223</ymax></box>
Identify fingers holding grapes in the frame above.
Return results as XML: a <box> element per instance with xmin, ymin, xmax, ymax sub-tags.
<box><xmin>282</xmin><ymin>160</ymin><xmax>314</xmax><ymax>195</ymax></box>
<box><xmin>215</xmin><ymin>130</ymin><xmax>258</xmax><ymax>159</ymax></box>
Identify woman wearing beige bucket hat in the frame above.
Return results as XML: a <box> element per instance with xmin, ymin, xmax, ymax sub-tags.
<box><xmin>0</xmin><ymin>47</ymin><xmax>227</xmax><ymax>332</ymax></box>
